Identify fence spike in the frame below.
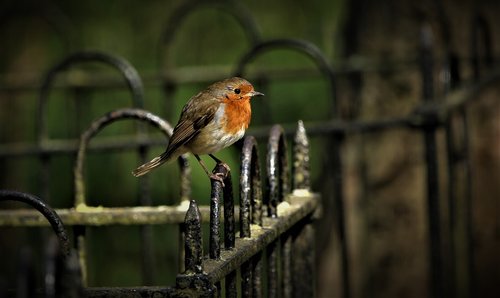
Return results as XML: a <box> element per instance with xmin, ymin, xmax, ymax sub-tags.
<box><xmin>184</xmin><ymin>200</ymin><xmax>203</xmax><ymax>274</ymax></box>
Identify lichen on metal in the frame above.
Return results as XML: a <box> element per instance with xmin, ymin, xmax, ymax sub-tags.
<box><xmin>292</xmin><ymin>120</ymin><xmax>310</xmax><ymax>190</ymax></box>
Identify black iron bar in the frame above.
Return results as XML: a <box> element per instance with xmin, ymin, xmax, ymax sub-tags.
<box><xmin>470</xmin><ymin>15</ymin><xmax>494</xmax><ymax>81</ymax></box>
<box><xmin>241</xmin><ymin>260</ymin><xmax>252</xmax><ymax>297</ymax></box>
<box><xmin>222</xmin><ymin>169</ymin><xmax>236</xmax><ymax>297</ymax></box>
<box><xmin>292</xmin><ymin>221</ymin><xmax>315</xmax><ymax>298</ymax></box>
<box><xmin>17</xmin><ymin>247</ymin><xmax>35</xmax><ymax>298</ymax></box>
<box><xmin>0</xmin><ymin>190</ymin><xmax>70</xmax><ymax>257</ymax></box>
<box><xmin>267</xmin><ymin>241</ymin><xmax>278</xmax><ymax>297</ymax></box>
<box><xmin>439</xmin><ymin>9</ymin><xmax>461</xmax><ymax>293</ymax></box>
<box><xmin>210</xmin><ymin>164</ymin><xmax>230</xmax><ymax>260</ymax></box>
<box><xmin>225</xmin><ymin>271</ymin><xmax>237</xmax><ymax>298</ymax></box>
<box><xmin>223</xmin><ymin>171</ymin><xmax>235</xmax><ymax>250</ymax></box>
<box><xmin>291</xmin><ymin>121</ymin><xmax>315</xmax><ymax>297</ymax></box>
<box><xmin>240</xmin><ymin>136</ymin><xmax>261</xmax><ymax>237</ymax></box>
<box><xmin>252</xmin><ymin>253</ymin><xmax>263</xmax><ymax>298</ymax></box>
<box><xmin>419</xmin><ymin>22</ymin><xmax>443</xmax><ymax>298</ymax></box>
<box><xmin>281</xmin><ymin>233</ymin><xmax>292</xmax><ymax>298</ymax></box>
<box><xmin>466</xmin><ymin>15</ymin><xmax>493</xmax><ymax>297</ymax></box>
<box><xmin>266</xmin><ymin>125</ymin><xmax>289</xmax><ymax>217</ymax></box>
<box><xmin>241</xmin><ymin>136</ymin><xmax>264</xmax><ymax>298</ymax></box>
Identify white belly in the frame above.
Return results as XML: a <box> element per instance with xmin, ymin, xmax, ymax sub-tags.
<box><xmin>186</xmin><ymin>105</ymin><xmax>246</xmax><ymax>154</ymax></box>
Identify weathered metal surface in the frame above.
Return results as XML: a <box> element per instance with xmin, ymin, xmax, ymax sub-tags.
<box><xmin>209</xmin><ymin>164</ymin><xmax>228</xmax><ymax>260</ymax></box>
<box><xmin>0</xmin><ymin>205</ymin><xmax>220</xmax><ymax>226</ymax></box>
<box><xmin>292</xmin><ymin>120</ymin><xmax>310</xmax><ymax>191</ymax></box>
<box><xmin>202</xmin><ymin>193</ymin><xmax>318</xmax><ymax>285</ymax></box>
<box><xmin>240</xmin><ymin>136</ymin><xmax>262</xmax><ymax>237</ymax></box>
<box><xmin>266</xmin><ymin>125</ymin><xmax>289</xmax><ymax>217</ymax></box>
<box><xmin>184</xmin><ymin>200</ymin><xmax>203</xmax><ymax>274</ymax></box>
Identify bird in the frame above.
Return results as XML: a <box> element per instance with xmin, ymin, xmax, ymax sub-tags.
<box><xmin>132</xmin><ymin>77</ymin><xmax>263</xmax><ymax>185</ymax></box>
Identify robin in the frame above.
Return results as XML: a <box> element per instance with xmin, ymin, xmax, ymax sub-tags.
<box><xmin>132</xmin><ymin>77</ymin><xmax>263</xmax><ymax>185</ymax></box>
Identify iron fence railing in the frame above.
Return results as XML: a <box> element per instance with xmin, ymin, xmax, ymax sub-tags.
<box><xmin>0</xmin><ymin>120</ymin><xmax>317</xmax><ymax>297</ymax></box>
<box><xmin>0</xmin><ymin>1</ymin><xmax>498</xmax><ymax>297</ymax></box>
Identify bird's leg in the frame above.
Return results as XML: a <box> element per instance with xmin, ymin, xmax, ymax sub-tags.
<box><xmin>208</xmin><ymin>154</ymin><xmax>231</xmax><ymax>172</ymax></box>
<box><xmin>194</xmin><ymin>154</ymin><xmax>226</xmax><ymax>187</ymax></box>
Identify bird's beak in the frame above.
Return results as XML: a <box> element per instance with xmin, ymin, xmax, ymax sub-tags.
<box><xmin>250</xmin><ymin>91</ymin><xmax>264</xmax><ymax>97</ymax></box>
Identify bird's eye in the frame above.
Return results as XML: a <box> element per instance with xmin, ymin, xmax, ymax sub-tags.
<box><xmin>234</xmin><ymin>88</ymin><xmax>241</xmax><ymax>94</ymax></box>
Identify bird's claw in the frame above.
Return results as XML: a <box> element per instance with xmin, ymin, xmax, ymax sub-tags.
<box><xmin>217</xmin><ymin>162</ymin><xmax>231</xmax><ymax>172</ymax></box>
<box><xmin>210</xmin><ymin>172</ymin><xmax>226</xmax><ymax>187</ymax></box>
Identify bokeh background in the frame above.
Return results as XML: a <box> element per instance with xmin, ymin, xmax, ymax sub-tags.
<box><xmin>0</xmin><ymin>0</ymin><xmax>499</xmax><ymax>297</ymax></box>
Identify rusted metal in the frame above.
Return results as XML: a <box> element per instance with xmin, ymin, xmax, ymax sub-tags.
<box><xmin>292</xmin><ymin>219</ymin><xmax>315</xmax><ymax>298</ymax></box>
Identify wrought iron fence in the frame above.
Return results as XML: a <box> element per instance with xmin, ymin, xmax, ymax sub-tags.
<box><xmin>0</xmin><ymin>119</ymin><xmax>317</xmax><ymax>297</ymax></box>
<box><xmin>0</xmin><ymin>1</ymin><xmax>498</xmax><ymax>297</ymax></box>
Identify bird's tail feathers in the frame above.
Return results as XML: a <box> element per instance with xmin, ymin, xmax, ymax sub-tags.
<box><xmin>132</xmin><ymin>152</ymin><xmax>171</xmax><ymax>177</ymax></box>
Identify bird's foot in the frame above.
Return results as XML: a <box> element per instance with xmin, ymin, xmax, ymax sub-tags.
<box><xmin>210</xmin><ymin>172</ymin><xmax>226</xmax><ymax>187</ymax></box>
<box><xmin>210</xmin><ymin>162</ymin><xmax>230</xmax><ymax>187</ymax></box>
<box><xmin>217</xmin><ymin>162</ymin><xmax>231</xmax><ymax>173</ymax></box>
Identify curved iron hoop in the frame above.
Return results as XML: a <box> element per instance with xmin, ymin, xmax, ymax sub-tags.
<box><xmin>73</xmin><ymin>108</ymin><xmax>191</xmax><ymax>207</ymax></box>
<box><xmin>266</xmin><ymin>125</ymin><xmax>289</xmax><ymax>218</ymax></box>
<box><xmin>0</xmin><ymin>190</ymin><xmax>70</xmax><ymax>257</ymax></box>
<box><xmin>240</xmin><ymin>136</ymin><xmax>262</xmax><ymax>237</ymax></box>
<box><xmin>234</xmin><ymin>38</ymin><xmax>338</xmax><ymax>118</ymax></box>
<box><xmin>37</xmin><ymin>51</ymin><xmax>145</xmax><ymax>142</ymax></box>
<box><xmin>158</xmin><ymin>0</ymin><xmax>261</xmax><ymax>70</ymax></box>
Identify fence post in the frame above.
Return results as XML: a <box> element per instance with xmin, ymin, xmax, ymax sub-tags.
<box><xmin>419</xmin><ymin>22</ymin><xmax>443</xmax><ymax>298</ymax></box>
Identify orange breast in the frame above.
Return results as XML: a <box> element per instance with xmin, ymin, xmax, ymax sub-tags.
<box><xmin>222</xmin><ymin>99</ymin><xmax>251</xmax><ymax>134</ymax></box>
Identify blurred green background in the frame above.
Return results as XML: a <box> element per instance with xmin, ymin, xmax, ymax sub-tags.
<box><xmin>1</xmin><ymin>0</ymin><xmax>500</xmax><ymax>297</ymax></box>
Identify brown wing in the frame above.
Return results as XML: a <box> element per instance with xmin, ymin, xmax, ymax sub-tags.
<box><xmin>132</xmin><ymin>91</ymin><xmax>220</xmax><ymax>177</ymax></box>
